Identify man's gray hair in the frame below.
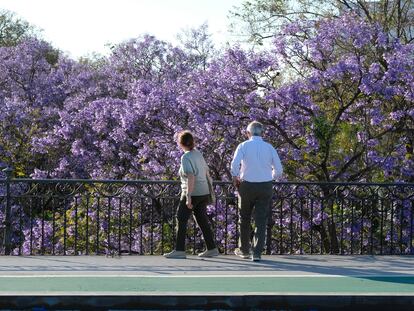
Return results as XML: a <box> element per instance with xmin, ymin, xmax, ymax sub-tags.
<box><xmin>246</xmin><ymin>121</ymin><xmax>264</xmax><ymax>136</ymax></box>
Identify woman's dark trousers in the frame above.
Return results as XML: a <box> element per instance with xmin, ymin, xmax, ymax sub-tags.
<box><xmin>175</xmin><ymin>195</ymin><xmax>216</xmax><ymax>251</ymax></box>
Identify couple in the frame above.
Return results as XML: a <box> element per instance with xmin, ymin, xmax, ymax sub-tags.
<box><xmin>163</xmin><ymin>121</ymin><xmax>283</xmax><ymax>262</ymax></box>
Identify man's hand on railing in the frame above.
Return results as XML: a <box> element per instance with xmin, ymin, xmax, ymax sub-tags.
<box><xmin>232</xmin><ymin>176</ymin><xmax>241</xmax><ymax>189</ymax></box>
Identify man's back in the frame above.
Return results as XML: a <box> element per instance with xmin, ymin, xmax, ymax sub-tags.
<box><xmin>231</xmin><ymin>136</ymin><xmax>283</xmax><ymax>183</ymax></box>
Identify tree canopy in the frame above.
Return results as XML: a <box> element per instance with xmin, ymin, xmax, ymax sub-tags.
<box><xmin>0</xmin><ymin>10</ymin><xmax>37</xmax><ymax>47</ymax></box>
<box><xmin>230</xmin><ymin>0</ymin><xmax>414</xmax><ymax>45</ymax></box>
<box><xmin>0</xmin><ymin>14</ymin><xmax>412</xmax><ymax>182</ymax></box>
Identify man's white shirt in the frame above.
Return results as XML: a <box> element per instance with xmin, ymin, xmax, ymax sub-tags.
<box><xmin>230</xmin><ymin>136</ymin><xmax>283</xmax><ymax>182</ymax></box>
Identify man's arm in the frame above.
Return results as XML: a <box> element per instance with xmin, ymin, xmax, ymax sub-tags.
<box><xmin>230</xmin><ymin>144</ymin><xmax>243</xmax><ymax>188</ymax></box>
<box><xmin>272</xmin><ymin>148</ymin><xmax>283</xmax><ymax>179</ymax></box>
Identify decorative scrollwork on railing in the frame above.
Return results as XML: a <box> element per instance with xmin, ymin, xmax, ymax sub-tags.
<box><xmin>1</xmin><ymin>178</ymin><xmax>413</xmax><ymax>256</ymax></box>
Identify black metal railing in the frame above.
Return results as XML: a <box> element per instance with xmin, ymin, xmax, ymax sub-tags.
<box><xmin>1</xmin><ymin>169</ymin><xmax>413</xmax><ymax>256</ymax></box>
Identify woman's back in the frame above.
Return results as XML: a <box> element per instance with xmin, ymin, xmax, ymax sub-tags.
<box><xmin>179</xmin><ymin>149</ymin><xmax>209</xmax><ymax>196</ymax></box>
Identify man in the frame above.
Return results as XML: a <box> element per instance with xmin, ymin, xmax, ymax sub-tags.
<box><xmin>230</xmin><ymin>121</ymin><xmax>283</xmax><ymax>261</ymax></box>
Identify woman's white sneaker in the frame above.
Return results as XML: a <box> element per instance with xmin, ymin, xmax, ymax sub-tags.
<box><xmin>198</xmin><ymin>248</ymin><xmax>219</xmax><ymax>257</ymax></box>
<box><xmin>163</xmin><ymin>250</ymin><xmax>186</xmax><ymax>259</ymax></box>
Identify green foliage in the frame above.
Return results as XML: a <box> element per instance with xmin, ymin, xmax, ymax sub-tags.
<box><xmin>313</xmin><ymin>115</ymin><xmax>334</xmax><ymax>151</ymax></box>
<box><xmin>230</xmin><ymin>0</ymin><xmax>414</xmax><ymax>45</ymax></box>
<box><xmin>0</xmin><ymin>10</ymin><xmax>37</xmax><ymax>46</ymax></box>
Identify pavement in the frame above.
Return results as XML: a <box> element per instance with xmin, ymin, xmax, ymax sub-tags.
<box><xmin>0</xmin><ymin>255</ymin><xmax>413</xmax><ymax>295</ymax></box>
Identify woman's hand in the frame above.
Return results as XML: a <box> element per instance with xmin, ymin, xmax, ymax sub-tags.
<box><xmin>186</xmin><ymin>195</ymin><xmax>193</xmax><ymax>209</ymax></box>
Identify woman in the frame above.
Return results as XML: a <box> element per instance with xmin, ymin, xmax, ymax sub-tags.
<box><xmin>163</xmin><ymin>130</ymin><xmax>219</xmax><ymax>258</ymax></box>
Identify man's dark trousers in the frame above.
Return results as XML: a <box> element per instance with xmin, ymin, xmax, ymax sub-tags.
<box><xmin>238</xmin><ymin>181</ymin><xmax>273</xmax><ymax>256</ymax></box>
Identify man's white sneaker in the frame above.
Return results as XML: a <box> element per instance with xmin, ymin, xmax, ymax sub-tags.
<box><xmin>163</xmin><ymin>250</ymin><xmax>186</xmax><ymax>259</ymax></box>
<box><xmin>234</xmin><ymin>248</ymin><xmax>250</xmax><ymax>259</ymax></box>
<box><xmin>198</xmin><ymin>248</ymin><xmax>219</xmax><ymax>257</ymax></box>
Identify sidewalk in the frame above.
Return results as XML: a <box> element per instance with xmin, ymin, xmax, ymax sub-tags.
<box><xmin>0</xmin><ymin>255</ymin><xmax>413</xmax><ymax>291</ymax></box>
<box><xmin>1</xmin><ymin>254</ymin><xmax>413</xmax><ymax>276</ymax></box>
<box><xmin>0</xmin><ymin>255</ymin><xmax>413</xmax><ymax>309</ymax></box>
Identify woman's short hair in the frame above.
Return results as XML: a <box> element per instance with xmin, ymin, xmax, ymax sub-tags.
<box><xmin>177</xmin><ymin>130</ymin><xmax>195</xmax><ymax>150</ymax></box>
<box><xmin>246</xmin><ymin>121</ymin><xmax>263</xmax><ymax>136</ymax></box>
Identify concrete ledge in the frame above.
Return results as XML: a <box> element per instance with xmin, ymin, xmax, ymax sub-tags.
<box><xmin>1</xmin><ymin>294</ymin><xmax>414</xmax><ymax>310</ymax></box>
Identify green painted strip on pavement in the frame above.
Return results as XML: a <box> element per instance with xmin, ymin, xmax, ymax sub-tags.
<box><xmin>0</xmin><ymin>277</ymin><xmax>413</xmax><ymax>293</ymax></box>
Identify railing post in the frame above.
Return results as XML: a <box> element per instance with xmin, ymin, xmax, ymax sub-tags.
<box><xmin>266</xmin><ymin>198</ymin><xmax>273</xmax><ymax>255</ymax></box>
<box><xmin>2</xmin><ymin>167</ymin><xmax>13</xmax><ymax>255</ymax></box>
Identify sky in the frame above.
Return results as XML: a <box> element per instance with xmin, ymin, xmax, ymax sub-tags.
<box><xmin>0</xmin><ymin>0</ymin><xmax>243</xmax><ymax>59</ymax></box>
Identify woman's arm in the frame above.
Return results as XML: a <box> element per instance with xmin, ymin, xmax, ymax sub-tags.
<box><xmin>186</xmin><ymin>174</ymin><xmax>195</xmax><ymax>209</ymax></box>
